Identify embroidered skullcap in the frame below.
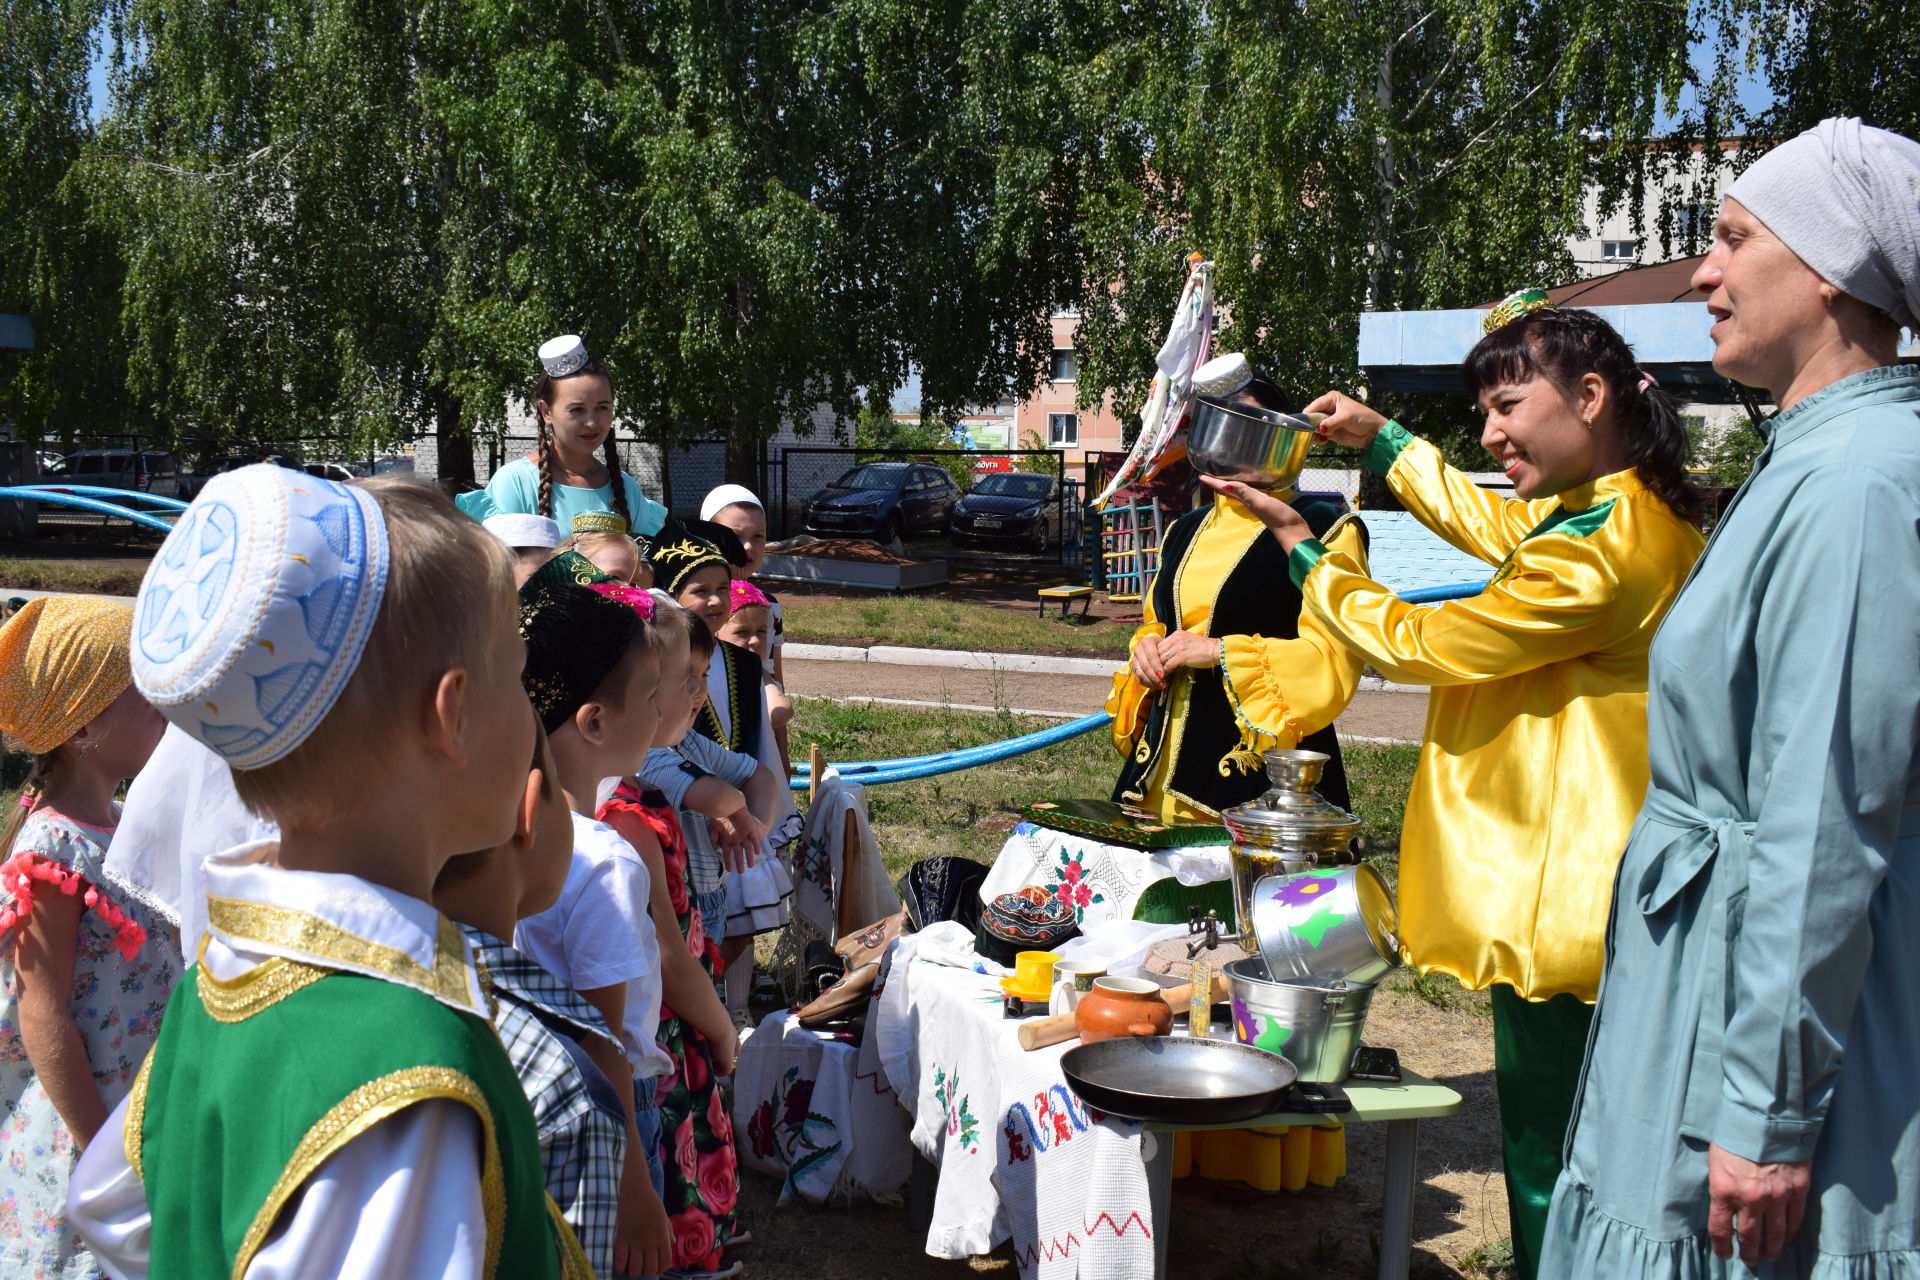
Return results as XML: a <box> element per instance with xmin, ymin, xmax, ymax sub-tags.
<box><xmin>0</xmin><ymin>597</ymin><xmax>135</xmax><ymax>754</ymax></box>
<box><xmin>1484</xmin><ymin>288</ymin><xmax>1555</xmax><ymax>334</ymax></box>
<box><xmin>699</xmin><ymin>484</ymin><xmax>765</xmax><ymax>521</ymax></box>
<box><xmin>132</xmin><ymin>464</ymin><xmax>389</xmax><ymax>770</ymax></box>
<box><xmin>482</xmin><ymin>512</ymin><xmax>562</xmax><ymax>550</ymax></box>
<box><xmin>519</xmin><ymin>578</ymin><xmax>641</xmax><ymax>734</ymax></box>
<box><xmin>571</xmin><ymin>510</ymin><xmax>629</xmax><ymax>536</ymax></box>
<box><xmin>974</xmin><ymin>885</ymin><xmax>1080</xmax><ymax>966</ymax></box>
<box><xmin>1192</xmin><ymin>353</ymin><xmax>1254</xmax><ymax>398</ymax></box>
<box><xmin>684</xmin><ymin>518</ymin><xmax>749</xmax><ymax>569</ymax></box>
<box><xmin>728</xmin><ymin>578</ymin><xmax>771</xmax><ymax>614</ymax></box>
<box><xmin>587</xmin><ymin>581</ymin><xmax>656</xmax><ymax>621</ymax></box>
<box><xmin>539</xmin><ymin>334</ymin><xmax>591</xmax><ymax>379</ymax></box>
<box><xmin>1727</xmin><ymin>117</ymin><xmax>1920</xmax><ymax>330</ymax></box>
<box><xmin>520</xmin><ymin>550</ymin><xmax>613</xmax><ymax>595</ymax></box>
<box><xmin>649</xmin><ymin>531</ymin><xmax>731</xmax><ymax>596</ymax></box>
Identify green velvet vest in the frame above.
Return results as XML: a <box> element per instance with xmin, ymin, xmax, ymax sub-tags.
<box><xmin>130</xmin><ymin>964</ymin><xmax>584</xmax><ymax>1280</ymax></box>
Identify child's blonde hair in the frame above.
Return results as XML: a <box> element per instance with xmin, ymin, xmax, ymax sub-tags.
<box><xmin>232</xmin><ymin>478</ymin><xmax>514</xmax><ymax>822</ymax></box>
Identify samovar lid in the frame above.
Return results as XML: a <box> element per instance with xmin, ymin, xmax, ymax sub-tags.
<box><xmin>1220</xmin><ymin>749</ymin><xmax>1361</xmax><ymax>847</ymax></box>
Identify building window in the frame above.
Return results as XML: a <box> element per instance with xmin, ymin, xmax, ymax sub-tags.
<box><xmin>1048</xmin><ymin>413</ymin><xmax>1079</xmax><ymax>447</ymax></box>
<box><xmin>1049</xmin><ymin>347</ymin><xmax>1077</xmax><ymax>383</ymax></box>
<box><xmin>1601</xmin><ymin>239</ymin><xmax>1638</xmax><ymax>262</ymax></box>
<box><xmin>1680</xmin><ymin>203</ymin><xmax>1715</xmax><ymax>243</ymax></box>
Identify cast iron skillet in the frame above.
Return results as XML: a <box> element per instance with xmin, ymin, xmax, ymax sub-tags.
<box><xmin>1061</xmin><ymin>1036</ymin><xmax>1299</xmax><ymax>1125</ymax></box>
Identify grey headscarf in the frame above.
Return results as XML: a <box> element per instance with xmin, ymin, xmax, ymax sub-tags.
<box><xmin>1727</xmin><ymin>117</ymin><xmax>1920</xmax><ymax>330</ymax></box>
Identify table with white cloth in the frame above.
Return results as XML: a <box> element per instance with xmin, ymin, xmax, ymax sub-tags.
<box><xmin>734</xmin><ymin>1004</ymin><xmax>914</xmax><ymax>1207</ymax></box>
<box><xmin>977</xmin><ymin>820</ymin><xmax>1231</xmax><ymax>928</ymax></box>
<box><xmin>874</xmin><ymin>928</ymin><xmax>1464</xmax><ymax>1280</ymax></box>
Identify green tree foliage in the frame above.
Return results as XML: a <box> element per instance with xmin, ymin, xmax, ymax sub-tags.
<box><xmin>852</xmin><ymin>402</ymin><xmax>973</xmax><ymax>487</ymax></box>
<box><xmin>0</xmin><ymin>0</ymin><xmax>128</xmax><ymax>441</ymax></box>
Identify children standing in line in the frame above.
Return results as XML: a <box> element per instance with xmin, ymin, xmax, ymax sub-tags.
<box><xmin>596</xmin><ymin>599</ymin><xmax>745</xmax><ymax>1278</ymax></box>
<box><xmin>512</xmin><ymin>556</ymin><xmax>675</xmax><ymax>1280</ymax></box>
<box><xmin>68</xmin><ymin>467</ymin><xmax>589</xmax><ymax>1279</ymax></box>
<box><xmin>639</xmin><ymin>602</ymin><xmax>790</xmax><ymax>1013</ymax></box>
<box><xmin>0</xmin><ymin>597</ymin><xmax>173</xmax><ymax>1279</ymax></box>
<box><xmin>434</xmin><ymin>720</ymin><xmax>633</xmax><ymax>1279</ymax></box>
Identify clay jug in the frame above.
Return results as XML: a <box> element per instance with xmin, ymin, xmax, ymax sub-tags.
<box><xmin>1075</xmin><ymin>976</ymin><xmax>1174</xmax><ymax>1044</ymax></box>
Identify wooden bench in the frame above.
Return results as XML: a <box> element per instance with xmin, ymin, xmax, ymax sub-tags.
<box><xmin>1036</xmin><ymin>584</ymin><xmax>1095</xmax><ymax>619</ymax></box>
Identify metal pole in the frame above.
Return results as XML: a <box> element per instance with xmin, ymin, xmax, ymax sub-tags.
<box><xmin>1377</xmin><ymin>1118</ymin><xmax>1419</xmax><ymax>1280</ymax></box>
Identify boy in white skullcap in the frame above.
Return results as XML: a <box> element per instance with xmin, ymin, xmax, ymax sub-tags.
<box><xmin>483</xmin><ymin>511</ymin><xmax>565</xmax><ymax>587</ymax></box>
<box><xmin>68</xmin><ymin>467</ymin><xmax>591</xmax><ymax>1279</ymax></box>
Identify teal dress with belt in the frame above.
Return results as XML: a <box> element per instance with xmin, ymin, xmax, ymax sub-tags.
<box><xmin>1542</xmin><ymin>365</ymin><xmax>1920</xmax><ymax>1277</ymax></box>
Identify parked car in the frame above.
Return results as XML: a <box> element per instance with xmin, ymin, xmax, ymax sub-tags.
<box><xmin>802</xmin><ymin>463</ymin><xmax>960</xmax><ymax>541</ymax></box>
<box><xmin>302</xmin><ymin>461</ymin><xmax>367</xmax><ymax>483</ymax></box>
<box><xmin>372</xmin><ymin>456</ymin><xmax>415</xmax><ymax>476</ymax></box>
<box><xmin>180</xmin><ymin>452</ymin><xmax>302</xmax><ymax>499</ymax></box>
<box><xmin>42</xmin><ymin>449</ymin><xmax>182</xmax><ymax>496</ymax></box>
<box><xmin>948</xmin><ymin>471</ymin><xmax>1061</xmax><ymax>552</ymax></box>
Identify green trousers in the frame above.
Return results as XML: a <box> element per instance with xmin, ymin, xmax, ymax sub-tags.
<box><xmin>1489</xmin><ymin>984</ymin><xmax>1594</xmax><ymax>1280</ymax></box>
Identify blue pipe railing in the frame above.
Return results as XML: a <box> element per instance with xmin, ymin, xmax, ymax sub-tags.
<box><xmin>788</xmin><ymin>579</ymin><xmax>1486</xmax><ymax>785</ymax></box>
<box><xmin>13</xmin><ymin>485</ymin><xmax>191</xmax><ymax>512</ymax></box>
<box><xmin>0</xmin><ymin>486</ymin><xmax>180</xmax><ymax>532</ymax></box>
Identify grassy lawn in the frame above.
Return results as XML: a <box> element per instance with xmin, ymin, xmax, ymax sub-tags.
<box><xmin>0</xmin><ymin>560</ymin><xmax>148</xmax><ymax>596</ymax></box>
<box><xmin>788</xmin><ymin>697</ymin><xmax>1417</xmax><ymax>881</ymax></box>
<box><xmin>782</xmin><ymin>594</ymin><xmax>1133</xmax><ymax>659</ymax></box>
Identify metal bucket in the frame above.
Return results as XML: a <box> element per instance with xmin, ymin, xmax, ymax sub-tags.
<box><xmin>1248</xmin><ymin>864</ymin><xmax>1402</xmax><ymax>986</ymax></box>
<box><xmin>1187</xmin><ymin>396</ymin><xmax>1319</xmax><ymax>490</ymax></box>
<box><xmin>1225</xmin><ymin>958</ymin><xmax>1375</xmax><ymax>1083</ymax></box>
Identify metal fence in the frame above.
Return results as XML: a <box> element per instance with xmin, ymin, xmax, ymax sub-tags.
<box><xmin>769</xmin><ymin>446</ymin><xmax>1086</xmax><ymax>567</ymax></box>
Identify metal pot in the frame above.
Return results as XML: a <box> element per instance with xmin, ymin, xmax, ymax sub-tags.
<box><xmin>1222</xmin><ymin>750</ymin><xmax>1362</xmax><ymax>946</ymax></box>
<box><xmin>1187</xmin><ymin>396</ymin><xmax>1322</xmax><ymax>489</ymax></box>
<box><xmin>1225</xmin><ymin>959</ymin><xmax>1375</xmax><ymax>1083</ymax></box>
<box><xmin>1250</xmin><ymin>864</ymin><xmax>1402</xmax><ymax>986</ymax></box>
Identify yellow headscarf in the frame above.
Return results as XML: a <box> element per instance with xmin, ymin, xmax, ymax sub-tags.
<box><xmin>0</xmin><ymin>597</ymin><xmax>135</xmax><ymax>754</ymax></box>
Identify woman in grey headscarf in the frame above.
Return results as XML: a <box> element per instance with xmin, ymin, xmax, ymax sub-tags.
<box><xmin>1541</xmin><ymin>117</ymin><xmax>1920</xmax><ymax>1278</ymax></box>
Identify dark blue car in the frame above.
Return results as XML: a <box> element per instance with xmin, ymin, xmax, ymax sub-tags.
<box><xmin>947</xmin><ymin>471</ymin><xmax>1061</xmax><ymax>552</ymax></box>
<box><xmin>802</xmin><ymin>463</ymin><xmax>960</xmax><ymax>541</ymax></box>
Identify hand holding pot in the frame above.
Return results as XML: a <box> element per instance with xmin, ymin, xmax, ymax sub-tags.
<box><xmin>1301</xmin><ymin>390</ymin><xmax>1388</xmax><ymax>449</ymax></box>
<box><xmin>1199</xmin><ymin>476</ymin><xmax>1312</xmax><ymax>554</ymax></box>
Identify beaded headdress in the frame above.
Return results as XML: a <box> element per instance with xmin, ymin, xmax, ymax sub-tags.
<box><xmin>1483</xmin><ymin>287</ymin><xmax>1556</xmax><ymax>334</ymax></box>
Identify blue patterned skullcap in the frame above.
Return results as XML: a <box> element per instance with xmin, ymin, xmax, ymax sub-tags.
<box><xmin>131</xmin><ymin>463</ymin><xmax>390</xmax><ymax>769</ymax></box>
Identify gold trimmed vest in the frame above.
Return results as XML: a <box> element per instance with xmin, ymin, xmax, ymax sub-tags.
<box><xmin>130</xmin><ymin>962</ymin><xmax>589</xmax><ymax>1280</ymax></box>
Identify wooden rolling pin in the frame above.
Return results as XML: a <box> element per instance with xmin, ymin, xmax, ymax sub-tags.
<box><xmin>1016</xmin><ymin>973</ymin><xmax>1229</xmax><ymax>1051</ymax></box>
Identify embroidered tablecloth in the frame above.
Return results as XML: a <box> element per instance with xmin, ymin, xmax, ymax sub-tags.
<box><xmin>979</xmin><ymin>821</ymin><xmax>1230</xmax><ymax>929</ymax></box>
<box><xmin>874</xmin><ymin>932</ymin><xmax>1156</xmax><ymax>1279</ymax></box>
<box><xmin>735</xmin><ymin>976</ymin><xmax>913</xmax><ymax>1205</ymax></box>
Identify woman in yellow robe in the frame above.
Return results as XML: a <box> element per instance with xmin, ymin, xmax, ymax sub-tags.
<box><xmin>1209</xmin><ymin>297</ymin><xmax>1705</xmax><ymax>1279</ymax></box>
<box><xmin>1107</xmin><ymin>370</ymin><xmax>1368</xmax><ymax>823</ymax></box>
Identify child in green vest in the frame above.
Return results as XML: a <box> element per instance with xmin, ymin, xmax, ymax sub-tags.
<box><xmin>67</xmin><ymin>466</ymin><xmax>590</xmax><ymax>1279</ymax></box>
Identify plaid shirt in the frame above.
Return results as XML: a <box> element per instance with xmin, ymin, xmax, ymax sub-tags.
<box><xmin>464</xmin><ymin>925</ymin><xmax>628</xmax><ymax>1277</ymax></box>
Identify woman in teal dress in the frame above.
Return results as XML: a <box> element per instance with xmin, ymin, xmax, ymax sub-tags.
<box><xmin>475</xmin><ymin>335</ymin><xmax>669</xmax><ymax>536</ymax></box>
<box><xmin>1543</xmin><ymin>118</ymin><xmax>1920</xmax><ymax>1277</ymax></box>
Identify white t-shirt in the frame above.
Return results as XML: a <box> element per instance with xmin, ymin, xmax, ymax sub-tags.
<box><xmin>515</xmin><ymin>812</ymin><xmax>672</xmax><ymax>1081</ymax></box>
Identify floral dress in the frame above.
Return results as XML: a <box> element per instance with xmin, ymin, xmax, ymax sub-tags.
<box><xmin>0</xmin><ymin>809</ymin><xmax>181</xmax><ymax>1279</ymax></box>
<box><xmin>599</xmin><ymin>783</ymin><xmax>739</xmax><ymax>1273</ymax></box>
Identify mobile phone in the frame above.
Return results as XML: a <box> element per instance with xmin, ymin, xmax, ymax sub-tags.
<box><xmin>1348</xmin><ymin>1045</ymin><xmax>1403</xmax><ymax>1082</ymax></box>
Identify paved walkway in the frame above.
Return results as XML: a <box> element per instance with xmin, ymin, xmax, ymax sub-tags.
<box><xmin>784</xmin><ymin>656</ymin><xmax>1429</xmax><ymax>742</ymax></box>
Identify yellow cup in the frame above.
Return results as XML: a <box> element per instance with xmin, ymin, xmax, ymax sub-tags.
<box><xmin>1013</xmin><ymin>950</ymin><xmax>1062</xmax><ymax>995</ymax></box>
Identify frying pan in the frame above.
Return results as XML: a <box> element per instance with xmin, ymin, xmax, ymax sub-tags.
<box><xmin>1060</xmin><ymin>1035</ymin><xmax>1298</xmax><ymax>1125</ymax></box>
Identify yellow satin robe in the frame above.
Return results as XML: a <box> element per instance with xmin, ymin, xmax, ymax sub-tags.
<box><xmin>1288</xmin><ymin>422</ymin><xmax>1704</xmax><ymax>1001</ymax></box>
<box><xmin>1107</xmin><ymin>489</ymin><xmax>1369</xmax><ymax>822</ymax></box>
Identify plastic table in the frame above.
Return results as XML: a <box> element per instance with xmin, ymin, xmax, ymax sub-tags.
<box><xmin>1142</xmin><ymin>1071</ymin><xmax>1463</xmax><ymax>1280</ymax></box>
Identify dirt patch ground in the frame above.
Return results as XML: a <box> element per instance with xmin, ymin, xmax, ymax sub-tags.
<box><xmin>728</xmin><ymin>985</ymin><xmax>1505</xmax><ymax>1279</ymax></box>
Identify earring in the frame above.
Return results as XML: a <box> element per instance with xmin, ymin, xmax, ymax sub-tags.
<box><xmin>77</xmin><ymin>745</ymin><xmax>90</xmax><ymax>761</ymax></box>
<box><xmin>1823</xmin><ymin>288</ymin><xmax>1838</xmax><ymax>307</ymax></box>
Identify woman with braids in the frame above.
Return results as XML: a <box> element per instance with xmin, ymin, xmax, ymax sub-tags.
<box><xmin>480</xmin><ymin>335</ymin><xmax>669</xmax><ymax>537</ymax></box>
<box><xmin>1211</xmin><ymin>294</ymin><xmax>1705</xmax><ymax>1280</ymax></box>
